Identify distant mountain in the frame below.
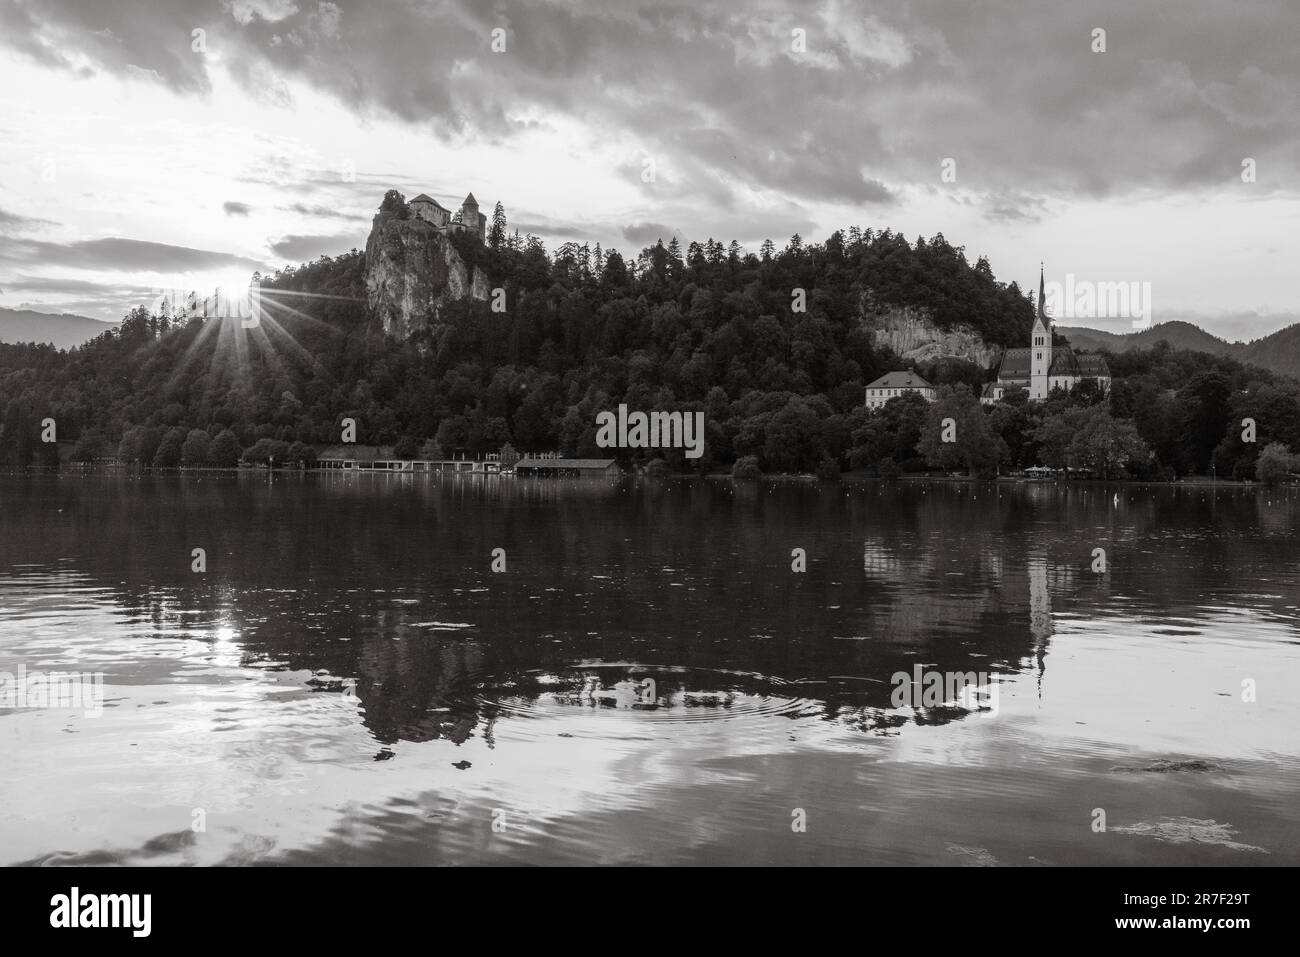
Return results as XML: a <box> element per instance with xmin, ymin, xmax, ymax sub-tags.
<box><xmin>0</xmin><ymin>307</ymin><xmax>116</xmax><ymax>350</ymax></box>
<box><xmin>1237</xmin><ymin>325</ymin><xmax>1300</xmax><ymax>380</ymax></box>
<box><xmin>1057</xmin><ymin>321</ymin><xmax>1235</xmax><ymax>356</ymax></box>
<box><xmin>1058</xmin><ymin>320</ymin><xmax>1300</xmax><ymax>381</ymax></box>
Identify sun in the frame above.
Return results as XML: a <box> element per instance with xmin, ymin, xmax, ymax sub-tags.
<box><xmin>202</xmin><ymin>271</ymin><xmax>262</xmax><ymax>323</ymax></box>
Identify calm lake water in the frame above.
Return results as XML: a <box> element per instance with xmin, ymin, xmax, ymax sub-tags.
<box><xmin>2</xmin><ymin>473</ymin><xmax>1298</xmax><ymax>866</ymax></box>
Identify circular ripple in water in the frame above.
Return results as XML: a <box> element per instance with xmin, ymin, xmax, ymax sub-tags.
<box><xmin>471</xmin><ymin>662</ymin><xmax>823</xmax><ymax>725</ymax></box>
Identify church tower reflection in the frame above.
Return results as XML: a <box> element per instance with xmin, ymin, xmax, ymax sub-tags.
<box><xmin>1028</xmin><ymin>553</ymin><xmax>1052</xmax><ymax>694</ymax></box>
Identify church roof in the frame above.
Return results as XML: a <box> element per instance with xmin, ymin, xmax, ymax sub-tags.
<box><xmin>866</xmin><ymin>370</ymin><xmax>934</xmax><ymax>390</ymax></box>
<box><xmin>1077</xmin><ymin>354</ymin><xmax>1110</xmax><ymax>376</ymax></box>
<box><xmin>998</xmin><ymin>346</ymin><xmax>1097</xmax><ymax>379</ymax></box>
<box><xmin>463</xmin><ymin>192</ymin><xmax>478</xmax><ymax>206</ymax></box>
<box><xmin>1048</xmin><ymin>348</ymin><xmax>1081</xmax><ymax>376</ymax></box>
<box><xmin>998</xmin><ymin>345</ymin><xmax>1110</xmax><ymax>382</ymax></box>
<box><xmin>999</xmin><ymin>347</ymin><xmax>1031</xmax><ymax>378</ymax></box>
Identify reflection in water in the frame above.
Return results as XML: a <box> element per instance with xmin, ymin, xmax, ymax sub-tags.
<box><xmin>1</xmin><ymin>474</ymin><xmax>1299</xmax><ymax>866</ymax></box>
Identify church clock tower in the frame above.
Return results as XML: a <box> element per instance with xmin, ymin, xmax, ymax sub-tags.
<box><xmin>1030</xmin><ymin>264</ymin><xmax>1051</xmax><ymax>400</ymax></box>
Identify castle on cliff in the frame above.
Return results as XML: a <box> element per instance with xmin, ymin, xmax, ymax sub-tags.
<box><xmin>408</xmin><ymin>192</ymin><xmax>486</xmax><ymax>243</ymax></box>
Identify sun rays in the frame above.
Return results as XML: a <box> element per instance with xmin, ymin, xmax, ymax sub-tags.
<box><xmin>157</xmin><ymin>282</ymin><xmax>366</xmax><ymax>395</ymax></box>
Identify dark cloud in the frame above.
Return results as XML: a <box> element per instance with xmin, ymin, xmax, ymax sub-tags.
<box><xmin>0</xmin><ymin>237</ymin><xmax>265</xmax><ymax>271</ymax></box>
<box><xmin>983</xmin><ymin>192</ymin><xmax>1051</xmax><ymax>224</ymax></box>
<box><xmin>223</xmin><ymin>201</ymin><xmax>252</xmax><ymax>215</ymax></box>
<box><xmin>510</xmin><ymin>219</ymin><xmax>595</xmax><ymax>241</ymax></box>
<box><xmin>285</xmin><ymin>202</ymin><xmax>369</xmax><ymax>221</ymax></box>
<box><xmin>622</xmin><ymin>222</ymin><xmax>678</xmax><ymax>246</ymax></box>
<box><xmin>2</xmin><ymin>274</ymin><xmax>138</xmax><ymax>294</ymax></box>
<box><xmin>268</xmin><ymin>233</ymin><xmax>364</xmax><ymax>261</ymax></box>
<box><xmin>0</xmin><ymin>207</ymin><xmax>56</xmax><ymax>232</ymax></box>
<box><xmin>1</xmin><ymin>0</ymin><xmax>213</xmax><ymax>93</ymax></box>
<box><xmin>4</xmin><ymin>0</ymin><xmax>1298</xmax><ymax>206</ymax></box>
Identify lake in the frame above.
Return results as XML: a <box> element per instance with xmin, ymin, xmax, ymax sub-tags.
<box><xmin>2</xmin><ymin>473</ymin><xmax>1298</xmax><ymax>865</ymax></box>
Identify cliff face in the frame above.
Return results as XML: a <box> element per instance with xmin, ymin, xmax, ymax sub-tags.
<box><xmin>365</xmin><ymin>211</ymin><xmax>490</xmax><ymax>339</ymax></box>
<box><xmin>862</xmin><ymin>300</ymin><xmax>1002</xmax><ymax>368</ymax></box>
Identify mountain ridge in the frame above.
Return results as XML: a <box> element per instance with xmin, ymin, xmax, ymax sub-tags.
<box><xmin>1058</xmin><ymin>320</ymin><xmax>1300</xmax><ymax>381</ymax></box>
<box><xmin>0</xmin><ymin>307</ymin><xmax>117</xmax><ymax>350</ymax></box>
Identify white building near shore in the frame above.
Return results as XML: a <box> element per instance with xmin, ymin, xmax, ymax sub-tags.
<box><xmin>864</xmin><ymin>371</ymin><xmax>937</xmax><ymax>410</ymax></box>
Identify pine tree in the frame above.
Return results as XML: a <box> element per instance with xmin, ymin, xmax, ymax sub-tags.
<box><xmin>489</xmin><ymin>202</ymin><xmax>507</xmax><ymax>249</ymax></box>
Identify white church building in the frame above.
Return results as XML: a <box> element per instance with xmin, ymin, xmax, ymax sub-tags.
<box><xmin>982</xmin><ymin>266</ymin><xmax>1111</xmax><ymax>404</ymax></box>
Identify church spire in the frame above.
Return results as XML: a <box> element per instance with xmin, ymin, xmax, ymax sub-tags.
<box><xmin>1037</xmin><ymin>262</ymin><xmax>1046</xmax><ymax>321</ymax></box>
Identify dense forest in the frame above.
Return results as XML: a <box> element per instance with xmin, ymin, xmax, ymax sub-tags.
<box><xmin>1</xmin><ymin>197</ymin><xmax>1298</xmax><ymax>482</ymax></box>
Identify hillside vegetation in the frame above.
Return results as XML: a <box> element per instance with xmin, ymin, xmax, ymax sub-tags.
<box><xmin>1</xmin><ymin>216</ymin><xmax>1298</xmax><ymax>480</ymax></box>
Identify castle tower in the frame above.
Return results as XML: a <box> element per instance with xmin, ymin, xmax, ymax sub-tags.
<box><xmin>1030</xmin><ymin>263</ymin><xmax>1051</xmax><ymax>400</ymax></box>
<box><xmin>460</xmin><ymin>193</ymin><xmax>484</xmax><ymax>242</ymax></box>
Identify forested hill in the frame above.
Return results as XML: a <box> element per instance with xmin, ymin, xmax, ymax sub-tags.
<box><xmin>0</xmin><ymin>226</ymin><xmax>1035</xmax><ymax>467</ymax></box>
<box><xmin>1057</xmin><ymin>321</ymin><xmax>1235</xmax><ymax>358</ymax></box>
<box><xmin>1060</xmin><ymin>320</ymin><xmax>1300</xmax><ymax>382</ymax></box>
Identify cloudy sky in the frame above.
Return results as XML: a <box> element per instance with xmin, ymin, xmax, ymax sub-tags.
<box><xmin>0</xmin><ymin>0</ymin><xmax>1296</xmax><ymax>339</ymax></box>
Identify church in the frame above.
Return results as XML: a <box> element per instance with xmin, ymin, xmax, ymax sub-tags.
<box><xmin>982</xmin><ymin>266</ymin><xmax>1111</xmax><ymax>405</ymax></box>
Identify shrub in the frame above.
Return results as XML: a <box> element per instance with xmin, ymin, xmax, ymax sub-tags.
<box><xmin>286</xmin><ymin>441</ymin><xmax>316</xmax><ymax>467</ymax></box>
<box><xmin>732</xmin><ymin>455</ymin><xmax>761</xmax><ymax>479</ymax></box>
<box><xmin>181</xmin><ymin>429</ymin><xmax>212</xmax><ymax>467</ymax></box>
<box><xmin>243</xmin><ymin>438</ymin><xmax>292</xmax><ymax>465</ymax></box>
<box><xmin>209</xmin><ymin>430</ymin><xmax>242</xmax><ymax>468</ymax></box>
<box><xmin>1256</xmin><ymin>442</ymin><xmax>1297</xmax><ymax>486</ymax></box>
<box><xmin>379</xmin><ymin>189</ymin><xmax>408</xmax><ymax>217</ymax></box>
<box><xmin>152</xmin><ymin>427</ymin><xmax>187</xmax><ymax>468</ymax></box>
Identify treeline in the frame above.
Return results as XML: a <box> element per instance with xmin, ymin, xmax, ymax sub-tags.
<box><xmin>835</xmin><ymin>342</ymin><xmax>1300</xmax><ymax>483</ymax></box>
<box><xmin>0</xmin><ymin>206</ymin><xmax>1297</xmax><ymax>481</ymax></box>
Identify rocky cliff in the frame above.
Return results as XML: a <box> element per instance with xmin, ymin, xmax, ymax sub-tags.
<box><xmin>862</xmin><ymin>299</ymin><xmax>1002</xmax><ymax>368</ymax></box>
<box><xmin>365</xmin><ymin>211</ymin><xmax>490</xmax><ymax>339</ymax></box>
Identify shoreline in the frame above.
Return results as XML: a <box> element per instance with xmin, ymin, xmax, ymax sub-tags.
<box><xmin>2</xmin><ymin>465</ymin><xmax>1291</xmax><ymax>490</ymax></box>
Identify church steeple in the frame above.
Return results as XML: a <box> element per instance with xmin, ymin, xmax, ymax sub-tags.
<box><xmin>1037</xmin><ymin>262</ymin><xmax>1046</xmax><ymax>321</ymax></box>
<box><xmin>1030</xmin><ymin>262</ymin><xmax>1051</xmax><ymax>400</ymax></box>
